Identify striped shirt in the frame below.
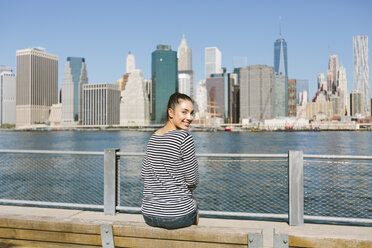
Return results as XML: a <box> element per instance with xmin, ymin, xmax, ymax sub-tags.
<box><xmin>141</xmin><ymin>129</ymin><xmax>199</xmax><ymax>218</ymax></box>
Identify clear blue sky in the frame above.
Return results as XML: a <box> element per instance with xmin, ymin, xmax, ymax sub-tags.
<box><xmin>1</xmin><ymin>0</ymin><xmax>371</xmax><ymax>99</ymax></box>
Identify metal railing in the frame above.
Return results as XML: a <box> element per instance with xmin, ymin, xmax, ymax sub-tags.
<box><xmin>0</xmin><ymin>149</ymin><xmax>371</xmax><ymax>226</ymax></box>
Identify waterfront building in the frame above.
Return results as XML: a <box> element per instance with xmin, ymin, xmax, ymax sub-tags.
<box><xmin>274</xmin><ymin>74</ymin><xmax>288</xmax><ymax>117</ymax></box>
<box><xmin>195</xmin><ymin>80</ymin><xmax>207</xmax><ymax>120</ymax></box>
<box><xmin>350</xmin><ymin>91</ymin><xmax>364</xmax><ymax>116</ymax></box>
<box><xmin>330</xmin><ymin>95</ymin><xmax>341</xmax><ymax>116</ymax></box>
<box><xmin>61</xmin><ymin>57</ymin><xmax>88</xmax><ymax>124</ymax></box>
<box><xmin>48</xmin><ymin>103</ymin><xmax>62</xmax><ymax>125</ymax></box>
<box><xmin>126</xmin><ymin>52</ymin><xmax>135</xmax><ymax>74</ymax></box>
<box><xmin>240</xmin><ymin>65</ymin><xmax>275</xmax><ymax>120</ymax></box>
<box><xmin>231</xmin><ymin>77</ymin><xmax>240</xmax><ymax>123</ymax></box>
<box><xmin>16</xmin><ymin>48</ymin><xmax>58</xmax><ymax>126</ymax></box>
<box><xmin>263</xmin><ymin>117</ymin><xmax>309</xmax><ymax>130</ymax></box>
<box><xmin>151</xmin><ymin>45</ymin><xmax>178</xmax><ymax>123</ymax></box>
<box><xmin>206</xmin><ymin>70</ymin><xmax>235</xmax><ymax>123</ymax></box>
<box><xmin>205</xmin><ymin>47</ymin><xmax>222</xmax><ymax>78</ymax></box>
<box><xmin>353</xmin><ymin>35</ymin><xmax>370</xmax><ymax>115</ymax></box>
<box><xmin>274</xmin><ymin>34</ymin><xmax>288</xmax><ymax>76</ymax></box>
<box><xmin>338</xmin><ymin>65</ymin><xmax>348</xmax><ymax>115</ymax></box>
<box><xmin>288</xmin><ymin>79</ymin><xmax>296</xmax><ymax>117</ymax></box>
<box><xmin>327</xmin><ymin>55</ymin><xmax>339</xmax><ymax>94</ymax></box>
<box><xmin>82</xmin><ymin>83</ymin><xmax>120</xmax><ymax>125</ymax></box>
<box><xmin>306</xmin><ymin>101</ymin><xmax>334</xmax><ymax>119</ymax></box>
<box><xmin>120</xmin><ymin>70</ymin><xmax>150</xmax><ymax>126</ymax></box>
<box><xmin>0</xmin><ymin>66</ymin><xmax>16</xmax><ymax>125</ymax></box>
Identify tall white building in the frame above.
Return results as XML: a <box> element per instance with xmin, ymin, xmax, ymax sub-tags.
<box><xmin>353</xmin><ymin>35</ymin><xmax>370</xmax><ymax>115</ymax></box>
<box><xmin>82</xmin><ymin>83</ymin><xmax>120</xmax><ymax>125</ymax></box>
<box><xmin>178</xmin><ymin>73</ymin><xmax>192</xmax><ymax>97</ymax></box>
<box><xmin>196</xmin><ymin>80</ymin><xmax>207</xmax><ymax>116</ymax></box>
<box><xmin>338</xmin><ymin>65</ymin><xmax>348</xmax><ymax>115</ymax></box>
<box><xmin>16</xmin><ymin>48</ymin><xmax>58</xmax><ymax>126</ymax></box>
<box><xmin>178</xmin><ymin>35</ymin><xmax>194</xmax><ymax>98</ymax></box>
<box><xmin>61</xmin><ymin>57</ymin><xmax>88</xmax><ymax>124</ymax></box>
<box><xmin>126</xmin><ymin>52</ymin><xmax>136</xmax><ymax>74</ymax></box>
<box><xmin>120</xmin><ymin>70</ymin><xmax>150</xmax><ymax>126</ymax></box>
<box><xmin>205</xmin><ymin>47</ymin><xmax>222</xmax><ymax>78</ymax></box>
<box><xmin>178</xmin><ymin>35</ymin><xmax>192</xmax><ymax>71</ymax></box>
<box><xmin>0</xmin><ymin>66</ymin><xmax>16</xmax><ymax>125</ymax></box>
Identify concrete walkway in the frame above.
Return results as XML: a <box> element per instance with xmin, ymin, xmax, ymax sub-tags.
<box><xmin>0</xmin><ymin>205</ymin><xmax>371</xmax><ymax>248</ymax></box>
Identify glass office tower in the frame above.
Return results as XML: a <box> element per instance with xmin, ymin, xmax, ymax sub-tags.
<box><xmin>61</xmin><ymin>57</ymin><xmax>88</xmax><ymax>123</ymax></box>
<box><xmin>151</xmin><ymin>45</ymin><xmax>178</xmax><ymax>124</ymax></box>
<box><xmin>274</xmin><ymin>38</ymin><xmax>288</xmax><ymax>76</ymax></box>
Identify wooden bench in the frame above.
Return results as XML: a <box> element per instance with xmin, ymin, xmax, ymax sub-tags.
<box><xmin>0</xmin><ymin>214</ymin><xmax>263</xmax><ymax>248</ymax></box>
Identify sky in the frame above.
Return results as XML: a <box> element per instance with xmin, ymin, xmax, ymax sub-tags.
<box><xmin>1</xmin><ymin>0</ymin><xmax>372</xmax><ymax>99</ymax></box>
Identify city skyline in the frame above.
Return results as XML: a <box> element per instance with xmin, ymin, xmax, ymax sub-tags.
<box><xmin>1</xmin><ymin>0</ymin><xmax>372</xmax><ymax>100</ymax></box>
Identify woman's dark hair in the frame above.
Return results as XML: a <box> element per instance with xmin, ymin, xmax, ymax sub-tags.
<box><xmin>167</xmin><ymin>92</ymin><xmax>193</xmax><ymax>120</ymax></box>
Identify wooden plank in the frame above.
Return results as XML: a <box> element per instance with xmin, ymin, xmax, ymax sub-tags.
<box><xmin>0</xmin><ymin>228</ymin><xmax>102</xmax><ymax>246</ymax></box>
<box><xmin>0</xmin><ymin>238</ymin><xmax>100</xmax><ymax>248</ymax></box>
<box><xmin>0</xmin><ymin>215</ymin><xmax>100</xmax><ymax>234</ymax></box>
<box><xmin>113</xmin><ymin>236</ymin><xmax>248</xmax><ymax>248</ymax></box>
<box><xmin>290</xmin><ymin>236</ymin><xmax>372</xmax><ymax>248</ymax></box>
<box><xmin>113</xmin><ymin>224</ymin><xmax>257</xmax><ymax>244</ymax></box>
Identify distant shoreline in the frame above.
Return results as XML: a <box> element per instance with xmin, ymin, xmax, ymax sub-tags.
<box><xmin>0</xmin><ymin>126</ymin><xmax>371</xmax><ymax>132</ymax></box>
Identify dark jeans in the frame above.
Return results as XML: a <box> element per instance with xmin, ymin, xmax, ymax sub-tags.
<box><xmin>143</xmin><ymin>209</ymin><xmax>198</xmax><ymax>230</ymax></box>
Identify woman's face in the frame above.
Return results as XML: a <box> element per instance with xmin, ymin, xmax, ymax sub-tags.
<box><xmin>169</xmin><ymin>100</ymin><xmax>194</xmax><ymax>130</ymax></box>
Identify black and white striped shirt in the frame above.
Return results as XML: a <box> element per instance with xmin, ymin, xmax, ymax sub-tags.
<box><xmin>141</xmin><ymin>129</ymin><xmax>199</xmax><ymax>218</ymax></box>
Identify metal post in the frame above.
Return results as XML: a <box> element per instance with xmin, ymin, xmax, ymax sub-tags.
<box><xmin>104</xmin><ymin>149</ymin><xmax>120</xmax><ymax>215</ymax></box>
<box><xmin>288</xmin><ymin>150</ymin><xmax>304</xmax><ymax>226</ymax></box>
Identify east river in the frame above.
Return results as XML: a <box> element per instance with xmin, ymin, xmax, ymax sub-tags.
<box><xmin>0</xmin><ymin>130</ymin><xmax>371</xmax><ymax>223</ymax></box>
<box><xmin>0</xmin><ymin>130</ymin><xmax>371</xmax><ymax>154</ymax></box>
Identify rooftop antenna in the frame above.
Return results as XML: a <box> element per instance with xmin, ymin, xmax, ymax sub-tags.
<box><xmin>279</xmin><ymin>16</ymin><xmax>282</xmax><ymax>38</ymax></box>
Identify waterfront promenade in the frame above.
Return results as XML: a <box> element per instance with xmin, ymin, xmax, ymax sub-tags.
<box><xmin>1</xmin><ymin>205</ymin><xmax>372</xmax><ymax>247</ymax></box>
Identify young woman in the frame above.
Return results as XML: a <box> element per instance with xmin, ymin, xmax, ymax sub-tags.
<box><xmin>141</xmin><ymin>92</ymin><xmax>199</xmax><ymax>229</ymax></box>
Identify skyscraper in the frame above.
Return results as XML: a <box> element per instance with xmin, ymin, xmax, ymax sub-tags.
<box><xmin>126</xmin><ymin>52</ymin><xmax>136</xmax><ymax>74</ymax></box>
<box><xmin>327</xmin><ymin>55</ymin><xmax>339</xmax><ymax>94</ymax></box>
<box><xmin>205</xmin><ymin>71</ymin><xmax>234</xmax><ymax>123</ymax></box>
<box><xmin>338</xmin><ymin>65</ymin><xmax>348</xmax><ymax>115</ymax></box>
<box><xmin>61</xmin><ymin>57</ymin><xmax>88</xmax><ymax>124</ymax></box>
<box><xmin>288</xmin><ymin>79</ymin><xmax>297</xmax><ymax>117</ymax></box>
<box><xmin>205</xmin><ymin>47</ymin><xmax>222</xmax><ymax>78</ymax></box>
<box><xmin>120</xmin><ymin>70</ymin><xmax>150</xmax><ymax>126</ymax></box>
<box><xmin>178</xmin><ymin>35</ymin><xmax>194</xmax><ymax>98</ymax></box>
<box><xmin>196</xmin><ymin>79</ymin><xmax>207</xmax><ymax>116</ymax></box>
<box><xmin>82</xmin><ymin>83</ymin><xmax>120</xmax><ymax>125</ymax></box>
<box><xmin>353</xmin><ymin>35</ymin><xmax>370</xmax><ymax>115</ymax></box>
<box><xmin>0</xmin><ymin>66</ymin><xmax>16</xmax><ymax>125</ymax></box>
<box><xmin>350</xmin><ymin>91</ymin><xmax>364</xmax><ymax>116</ymax></box>
<box><xmin>151</xmin><ymin>44</ymin><xmax>178</xmax><ymax>123</ymax></box>
<box><xmin>240</xmin><ymin>65</ymin><xmax>275</xmax><ymax>120</ymax></box>
<box><xmin>178</xmin><ymin>35</ymin><xmax>192</xmax><ymax>71</ymax></box>
<box><xmin>16</xmin><ymin>48</ymin><xmax>58</xmax><ymax>126</ymax></box>
<box><xmin>274</xmin><ymin>74</ymin><xmax>288</xmax><ymax>117</ymax></box>
<box><xmin>274</xmin><ymin>31</ymin><xmax>288</xmax><ymax>76</ymax></box>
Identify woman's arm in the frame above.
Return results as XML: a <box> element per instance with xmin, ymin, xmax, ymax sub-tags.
<box><xmin>181</xmin><ymin>134</ymin><xmax>199</xmax><ymax>190</ymax></box>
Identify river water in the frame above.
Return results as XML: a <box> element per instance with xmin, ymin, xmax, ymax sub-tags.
<box><xmin>0</xmin><ymin>130</ymin><xmax>371</xmax><ymax>155</ymax></box>
<box><xmin>0</xmin><ymin>130</ymin><xmax>371</xmax><ymax>223</ymax></box>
